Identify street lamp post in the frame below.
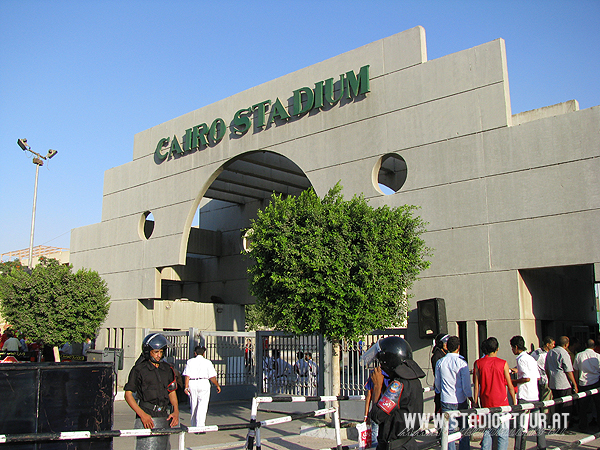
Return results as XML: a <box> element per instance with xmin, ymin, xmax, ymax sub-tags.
<box><xmin>17</xmin><ymin>139</ymin><xmax>58</xmax><ymax>270</ymax></box>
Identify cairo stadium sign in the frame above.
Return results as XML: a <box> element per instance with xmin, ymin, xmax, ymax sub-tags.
<box><xmin>155</xmin><ymin>65</ymin><xmax>370</xmax><ymax>163</ymax></box>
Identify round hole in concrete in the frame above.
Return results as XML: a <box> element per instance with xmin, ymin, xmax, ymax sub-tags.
<box><xmin>376</xmin><ymin>154</ymin><xmax>407</xmax><ymax>194</ymax></box>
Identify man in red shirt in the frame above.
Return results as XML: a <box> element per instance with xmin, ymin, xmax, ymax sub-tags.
<box><xmin>473</xmin><ymin>337</ymin><xmax>516</xmax><ymax>450</ymax></box>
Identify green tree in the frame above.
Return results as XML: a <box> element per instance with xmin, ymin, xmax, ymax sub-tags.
<box><xmin>0</xmin><ymin>257</ymin><xmax>110</xmax><ymax>360</ymax></box>
<box><xmin>243</xmin><ymin>183</ymin><xmax>431</xmax><ymax>396</ymax></box>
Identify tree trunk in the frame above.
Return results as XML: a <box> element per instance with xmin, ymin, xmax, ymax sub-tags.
<box><xmin>332</xmin><ymin>338</ymin><xmax>341</xmax><ymax>414</ymax></box>
<box><xmin>53</xmin><ymin>346</ymin><xmax>60</xmax><ymax>362</ymax></box>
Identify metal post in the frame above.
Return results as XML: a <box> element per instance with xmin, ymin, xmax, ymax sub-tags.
<box><xmin>178</xmin><ymin>429</ymin><xmax>185</xmax><ymax>450</ymax></box>
<box><xmin>28</xmin><ymin>162</ymin><xmax>40</xmax><ymax>270</ymax></box>
<box><xmin>245</xmin><ymin>397</ymin><xmax>258</xmax><ymax>450</ymax></box>
<box><xmin>441</xmin><ymin>411</ymin><xmax>450</xmax><ymax>450</ymax></box>
<box><xmin>333</xmin><ymin>407</ymin><xmax>343</xmax><ymax>450</ymax></box>
<box><xmin>189</xmin><ymin>327</ymin><xmax>197</xmax><ymax>359</ymax></box>
<box><xmin>255</xmin><ymin>427</ymin><xmax>261</xmax><ymax>450</ymax></box>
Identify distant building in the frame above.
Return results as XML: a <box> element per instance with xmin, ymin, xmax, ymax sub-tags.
<box><xmin>70</xmin><ymin>27</ymin><xmax>600</xmax><ymax>378</ymax></box>
<box><xmin>0</xmin><ymin>245</ymin><xmax>69</xmax><ymax>267</ymax></box>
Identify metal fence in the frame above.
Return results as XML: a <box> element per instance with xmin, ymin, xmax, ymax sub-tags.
<box><xmin>340</xmin><ymin>330</ymin><xmax>406</xmax><ymax>395</ymax></box>
<box><xmin>147</xmin><ymin>328</ymin><xmax>406</xmax><ymax>396</ymax></box>
<box><xmin>256</xmin><ymin>331</ymin><xmax>324</xmax><ymax>396</ymax></box>
<box><xmin>202</xmin><ymin>331</ymin><xmax>255</xmax><ymax>386</ymax></box>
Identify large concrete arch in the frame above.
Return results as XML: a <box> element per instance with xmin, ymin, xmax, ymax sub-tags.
<box><xmin>158</xmin><ymin>149</ymin><xmax>314</xmax><ymax>306</ymax></box>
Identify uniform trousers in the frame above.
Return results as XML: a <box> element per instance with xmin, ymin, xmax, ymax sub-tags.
<box><xmin>189</xmin><ymin>379</ymin><xmax>211</xmax><ymax>427</ymax></box>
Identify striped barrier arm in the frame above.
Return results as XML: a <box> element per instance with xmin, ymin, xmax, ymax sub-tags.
<box><xmin>0</xmin><ymin>428</ymin><xmax>181</xmax><ymax>444</ymax></box>
<box><xmin>254</xmin><ymin>395</ymin><xmax>366</xmax><ymax>403</ymax></box>
<box><xmin>247</xmin><ymin>394</ymin><xmax>348</xmax><ymax>450</ymax></box>
<box><xmin>549</xmin><ymin>431</ymin><xmax>600</xmax><ymax>450</ymax></box>
<box><xmin>441</xmin><ymin>388</ymin><xmax>600</xmax><ymax>450</ymax></box>
<box><xmin>449</xmin><ymin>388</ymin><xmax>599</xmax><ymax>418</ymax></box>
<box><xmin>186</xmin><ymin>407</ymin><xmax>337</xmax><ymax>434</ymax></box>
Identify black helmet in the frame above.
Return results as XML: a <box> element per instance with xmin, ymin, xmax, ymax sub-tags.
<box><xmin>376</xmin><ymin>336</ymin><xmax>413</xmax><ymax>373</ymax></box>
<box><xmin>142</xmin><ymin>333</ymin><xmax>169</xmax><ymax>363</ymax></box>
<box><xmin>434</xmin><ymin>333</ymin><xmax>450</xmax><ymax>348</ymax></box>
<box><xmin>377</xmin><ymin>336</ymin><xmax>425</xmax><ymax>380</ymax></box>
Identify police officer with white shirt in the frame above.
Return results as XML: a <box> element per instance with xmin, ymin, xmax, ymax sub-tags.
<box><xmin>183</xmin><ymin>345</ymin><xmax>221</xmax><ymax>427</ymax></box>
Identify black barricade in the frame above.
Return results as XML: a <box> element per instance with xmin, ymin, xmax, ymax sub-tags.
<box><xmin>0</xmin><ymin>362</ymin><xmax>114</xmax><ymax>450</ymax></box>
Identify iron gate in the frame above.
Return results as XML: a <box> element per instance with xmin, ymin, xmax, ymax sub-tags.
<box><xmin>340</xmin><ymin>330</ymin><xmax>406</xmax><ymax>395</ymax></box>
<box><xmin>145</xmin><ymin>328</ymin><xmax>406</xmax><ymax>396</ymax></box>
<box><xmin>256</xmin><ymin>331</ymin><xmax>324</xmax><ymax>395</ymax></box>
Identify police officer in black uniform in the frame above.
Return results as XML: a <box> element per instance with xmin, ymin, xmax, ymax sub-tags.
<box><xmin>362</xmin><ymin>336</ymin><xmax>425</xmax><ymax>450</ymax></box>
<box><xmin>124</xmin><ymin>333</ymin><xmax>180</xmax><ymax>450</ymax></box>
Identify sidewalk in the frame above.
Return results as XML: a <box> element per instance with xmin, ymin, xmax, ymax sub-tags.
<box><xmin>113</xmin><ymin>395</ymin><xmax>600</xmax><ymax>450</ymax></box>
<box><xmin>113</xmin><ymin>396</ymin><xmax>357</xmax><ymax>450</ymax></box>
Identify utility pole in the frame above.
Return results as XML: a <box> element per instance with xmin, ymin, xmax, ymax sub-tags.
<box><xmin>17</xmin><ymin>139</ymin><xmax>58</xmax><ymax>270</ymax></box>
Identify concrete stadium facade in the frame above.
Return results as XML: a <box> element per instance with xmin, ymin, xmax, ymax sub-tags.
<box><xmin>70</xmin><ymin>27</ymin><xmax>600</xmax><ymax>377</ymax></box>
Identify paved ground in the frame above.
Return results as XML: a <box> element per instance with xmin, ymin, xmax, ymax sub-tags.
<box><xmin>113</xmin><ymin>396</ymin><xmax>356</xmax><ymax>450</ymax></box>
<box><xmin>112</xmin><ymin>396</ymin><xmax>600</xmax><ymax>450</ymax></box>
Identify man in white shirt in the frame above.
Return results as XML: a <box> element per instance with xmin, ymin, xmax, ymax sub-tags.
<box><xmin>294</xmin><ymin>351</ymin><xmax>309</xmax><ymax>395</ymax></box>
<box><xmin>434</xmin><ymin>336</ymin><xmax>473</xmax><ymax>450</ymax></box>
<box><xmin>183</xmin><ymin>345</ymin><xmax>221</xmax><ymax>427</ymax></box>
<box><xmin>306</xmin><ymin>352</ymin><xmax>318</xmax><ymax>396</ymax></box>
<box><xmin>573</xmin><ymin>339</ymin><xmax>600</xmax><ymax>431</ymax></box>
<box><xmin>531</xmin><ymin>336</ymin><xmax>555</xmax><ymax>415</ymax></box>
<box><xmin>510</xmin><ymin>335</ymin><xmax>546</xmax><ymax>450</ymax></box>
<box><xmin>1</xmin><ymin>331</ymin><xmax>20</xmax><ymax>352</ymax></box>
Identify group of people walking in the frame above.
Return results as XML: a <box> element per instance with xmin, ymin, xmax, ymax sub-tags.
<box><xmin>262</xmin><ymin>349</ymin><xmax>318</xmax><ymax>395</ymax></box>
<box><xmin>121</xmin><ymin>331</ymin><xmax>599</xmax><ymax>450</ymax></box>
<box><xmin>431</xmin><ymin>332</ymin><xmax>600</xmax><ymax>450</ymax></box>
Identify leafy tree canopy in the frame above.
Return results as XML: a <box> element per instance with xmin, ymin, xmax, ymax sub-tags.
<box><xmin>0</xmin><ymin>257</ymin><xmax>110</xmax><ymax>346</ymax></box>
<box><xmin>243</xmin><ymin>183</ymin><xmax>431</xmax><ymax>341</ymax></box>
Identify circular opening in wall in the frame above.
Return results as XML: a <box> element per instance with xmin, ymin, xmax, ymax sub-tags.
<box><xmin>376</xmin><ymin>154</ymin><xmax>407</xmax><ymax>194</ymax></box>
<box><xmin>140</xmin><ymin>211</ymin><xmax>155</xmax><ymax>240</ymax></box>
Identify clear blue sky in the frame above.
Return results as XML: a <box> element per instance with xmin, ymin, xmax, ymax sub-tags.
<box><xmin>1</xmin><ymin>0</ymin><xmax>599</xmax><ymax>258</ymax></box>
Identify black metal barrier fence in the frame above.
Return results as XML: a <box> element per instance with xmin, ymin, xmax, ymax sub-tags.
<box><xmin>0</xmin><ymin>362</ymin><xmax>113</xmax><ymax>450</ymax></box>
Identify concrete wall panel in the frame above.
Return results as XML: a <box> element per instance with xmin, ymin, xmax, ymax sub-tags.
<box><xmin>384</xmin><ymin>83</ymin><xmax>509</xmax><ymax>152</ymax></box>
<box><xmin>420</xmin><ymin>226</ymin><xmax>491</xmax><ymax>277</ymax></box>
<box><xmin>488</xmin><ymin>209</ymin><xmax>600</xmax><ymax>270</ymax></box>
<box><xmin>392</xmin><ymin>178</ymin><xmax>489</xmax><ymax>231</ymax></box>
<box><xmin>486</xmin><ymin>157</ymin><xmax>600</xmax><ymax>223</ymax></box>
<box><xmin>483</xmin><ymin>106</ymin><xmax>600</xmax><ymax>177</ymax></box>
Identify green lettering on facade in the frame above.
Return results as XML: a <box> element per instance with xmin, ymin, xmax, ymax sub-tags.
<box><xmin>233</xmin><ymin>108</ymin><xmax>252</xmax><ymax>135</ymax></box>
<box><xmin>313</xmin><ymin>81</ymin><xmax>324</xmax><ymax>109</ymax></box>
<box><xmin>252</xmin><ymin>100</ymin><xmax>271</xmax><ymax>128</ymax></box>
<box><xmin>184</xmin><ymin>128</ymin><xmax>194</xmax><ymax>152</ymax></box>
<box><xmin>268</xmin><ymin>98</ymin><xmax>291</xmax><ymax>124</ymax></box>
<box><xmin>192</xmin><ymin>123</ymin><xmax>209</xmax><ymax>148</ymax></box>
<box><xmin>324</xmin><ymin>74</ymin><xmax>345</xmax><ymax>105</ymax></box>
<box><xmin>292</xmin><ymin>87</ymin><xmax>314</xmax><ymax>116</ymax></box>
<box><xmin>154</xmin><ymin>65</ymin><xmax>371</xmax><ymax>163</ymax></box>
<box><xmin>155</xmin><ymin>137</ymin><xmax>170</xmax><ymax>161</ymax></box>
<box><xmin>170</xmin><ymin>135</ymin><xmax>184</xmax><ymax>156</ymax></box>
<box><xmin>209</xmin><ymin>118</ymin><xmax>226</xmax><ymax>143</ymax></box>
<box><xmin>345</xmin><ymin>65</ymin><xmax>370</xmax><ymax>98</ymax></box>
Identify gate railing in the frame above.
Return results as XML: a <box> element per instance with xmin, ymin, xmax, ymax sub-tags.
<box><xmin>340</xmin><ymin>329</ymin><xmax>407</xmax><ymax>396</ymax></box>
<box><xmin>145</xmin><ymin>328</ymin><xmax>406</xmax><ymax>395</ymax></box>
